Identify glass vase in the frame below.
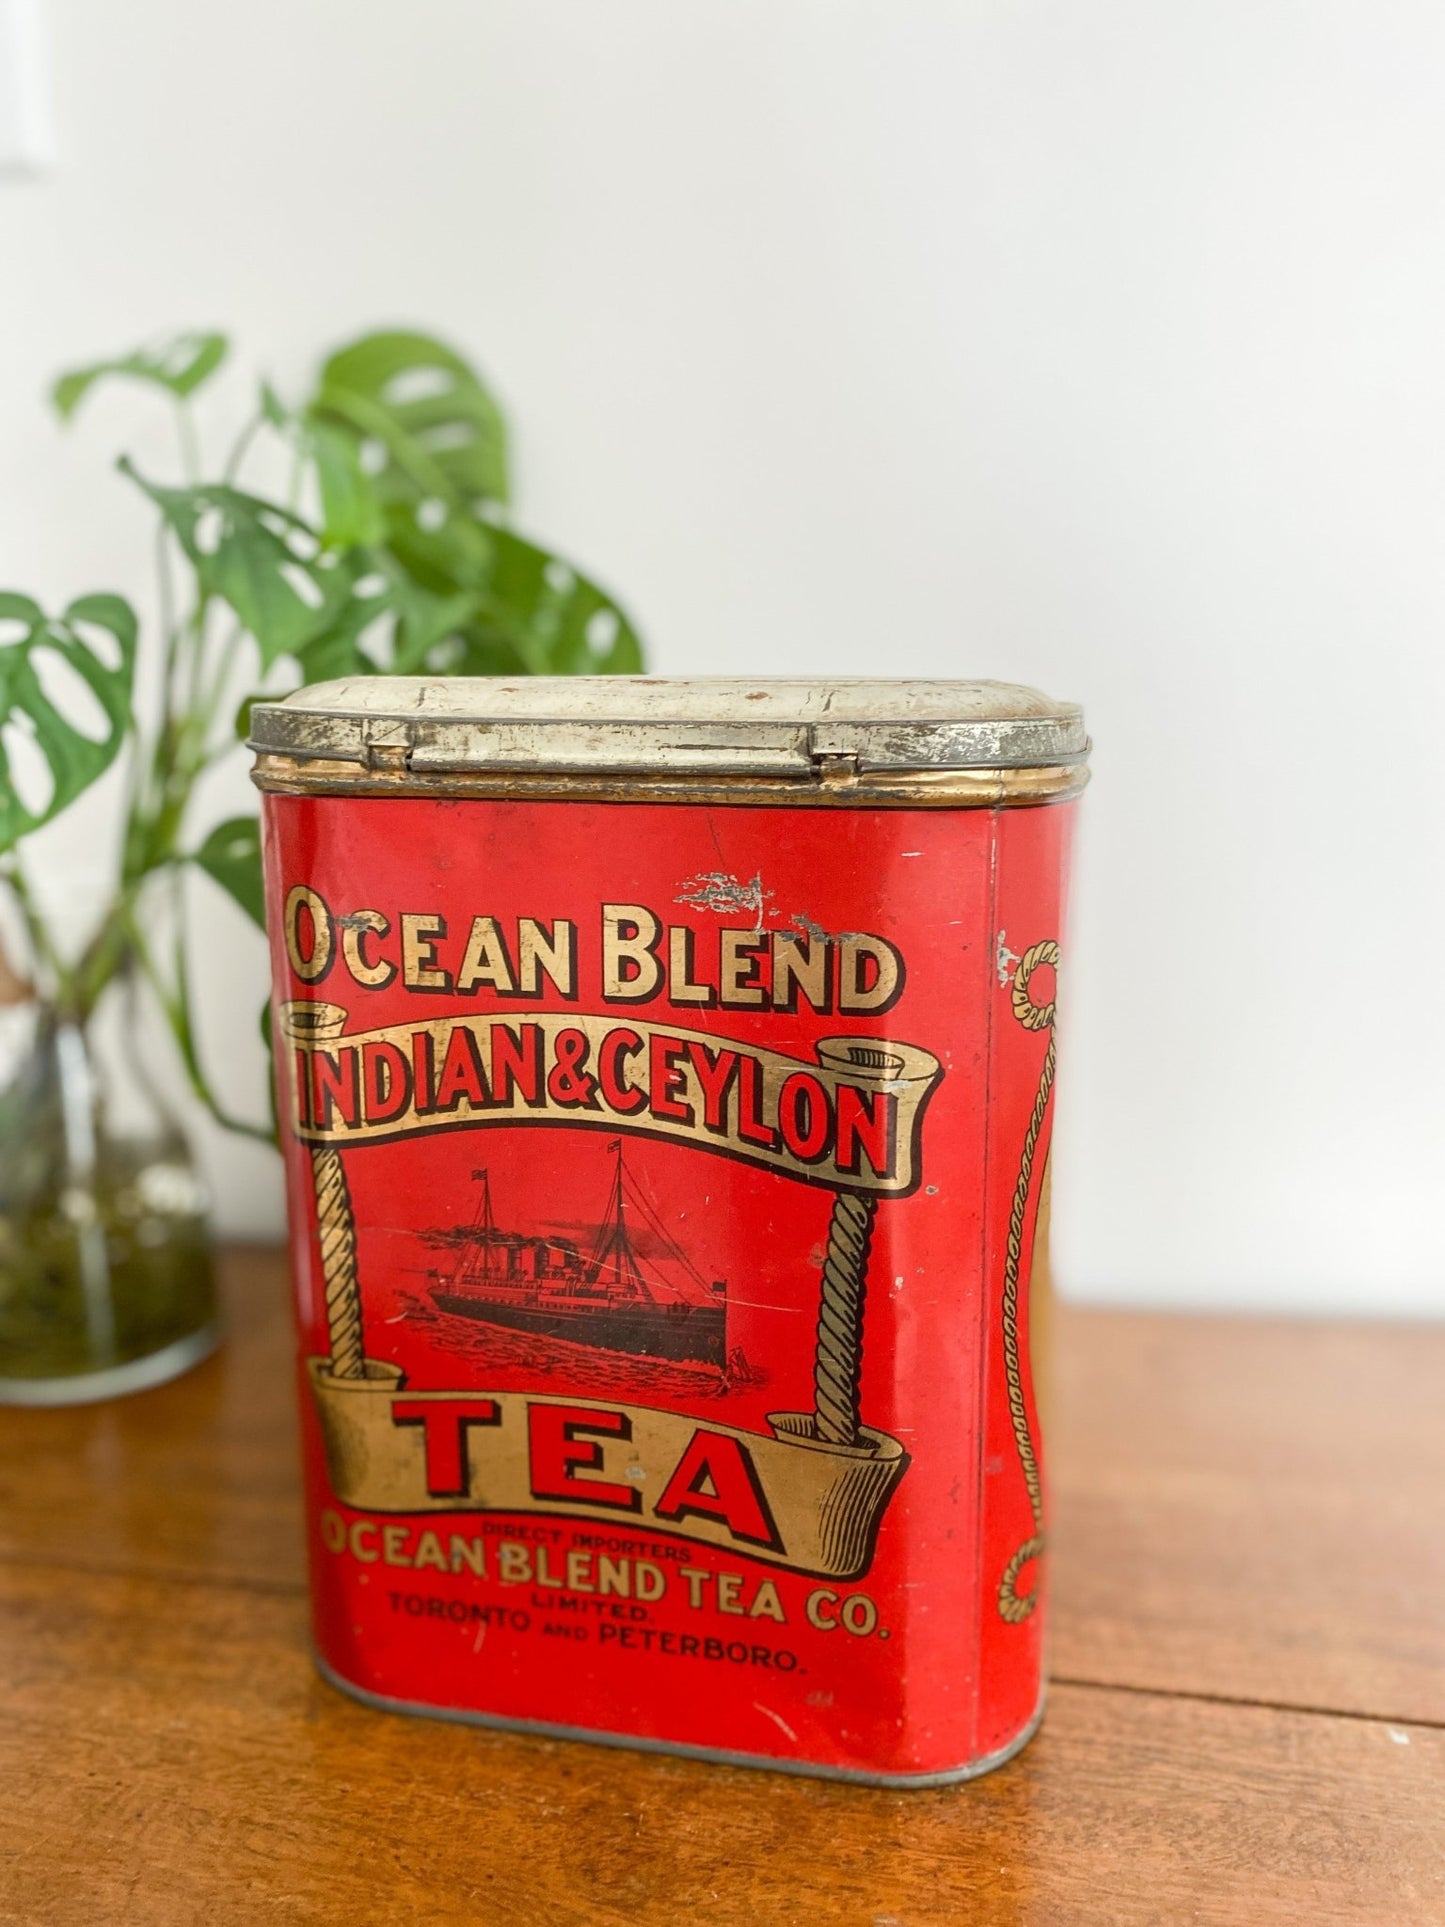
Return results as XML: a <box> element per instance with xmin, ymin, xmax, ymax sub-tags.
<box><xmin>0</xmin><ymin>967</ymin><xmax>219</xmax><ymax>1403</ymax></box>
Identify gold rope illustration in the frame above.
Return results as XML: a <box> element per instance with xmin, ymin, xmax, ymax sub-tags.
<box><xmin>312</xmin><ymin>1143</ymin><xmax>365</xmax><ymax>1379</ymax></box>
<box><xmin>813</xmin><ymin>1192</ymin><xmax>877</xmax><ymax>1446</ymax></box>
<box><xmin>997</xmin><ymin>939</ymin><xmax>1059</xmax><ymax>1625</ymax></box>
<box><xmin>279</xmin><ymin>1005</ymin><xmax>368</xmax><ymax>1379</ymax></box>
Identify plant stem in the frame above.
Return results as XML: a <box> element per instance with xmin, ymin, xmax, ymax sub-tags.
<box><xmin>222</xmin><ymin>408</ymin><xmax>265</xmax><ymax>486</ymax></box>
<box><xmin>196</xmin><ymin>619</ymin><xmax>247</xmax><ymax>755</ymax></box>
<box><xmin>127</xmin><ymin>890</ymin><xmax>272</xmax><ymax>1144</ymax></box>
<box><xmin>173</xmin><ymin>399</ymin><xmax>202</xmax><ymax>485</ymax></box>
<box><xmin>0</xmin><ymin>856</ymin><xmax>73</xmax><ymax>1006</ymax></box>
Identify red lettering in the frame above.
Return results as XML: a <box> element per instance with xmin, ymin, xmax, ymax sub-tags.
<box><xmin>735</xmin><ymin>1053</ymin><xmax>777</xmax><ymax>1149</ymax></box>
<box><xmin>310</xmin><ymin>1047</ymin><xmax>359</xmax><ymax>1131</ymax></box>
<box><xmin>491</xmin><ymin>1024</ymin><xmax>543</xmax><ymax>1105</ymax></box>
<box><xmin>362</xmin><ymin>1040</ymin><xmax>412</xmax><ymax>1125</ymax></box>
<box><xmin>686</xmin><ymin>1042</ymin><xmax>738</xmax><ymax>1133</ymax></box>
<box><xmin>528</xmin><ymin>1404</ymin><xmax>638</xmax><ymax>1513</ymax></box>
<box><xmin>434</xmin><ymin>1026</ymin><xmax>487</xmax><ymax>1111</ymax></box>
<box><xmin>392</xmin><ymin>1397</ymin><xmax>501</xmax><ymax>1497</ymax></box>
<box><xmin>598</xmin><ymin>1028</ymin><xmax>647</xmax><ymax>1114</ymax></box>
<box><xmin>836</xmin><ymin>1084</ymin><xmax>895</xmax><ymax>1180</ymax></box>
<box><xmin>778</xmin><ymin>1071</ymin><xmax>830</xmax><ymax>1162</ymax></box>
<box><xmin>411</xmin><ymin>1029</ymin><xmax>436</xmax><ymax>1111</ymax></box>
<box><xmin>648</xmin><ymin>1033</ymin><xmax>692</xmax><ymax>1124</ymax></box>
<box><xmin>546</xmin><ymin>1028</ymin><xmax>598</xmax><ymax>1106</ymax></box>
<box><xmin>654</xmin><ymin>1430</ymin><xmax>782</xmax><ymax>1552</ymax></box>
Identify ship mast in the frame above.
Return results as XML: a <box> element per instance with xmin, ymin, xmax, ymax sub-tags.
<box><xmin>587</xmin><ymin>1142</ymin><xmax>657</xmax><ymax>1302</ymax></box>
<box><xmin>457</xmin><ymin>1169</ymin><xmax>502</xmax><ymax>1288</ymax></box>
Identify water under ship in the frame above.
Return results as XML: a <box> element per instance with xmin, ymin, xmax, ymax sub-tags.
<box><xmin>427</xmin><ymin>1144</ymin><xmax>729</xmax><ymax>1369</ymax></box>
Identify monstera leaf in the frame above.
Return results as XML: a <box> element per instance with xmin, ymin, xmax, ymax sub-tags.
<box><xmin>192</xmin><ymin>815</ymin><xmax>265</xmax><ymax>929</ymax></box>
<box><xmin>383</xmin><ymin>507</ymin><xmax>642</xmax><ymax>676</ymax></box>
<box><xmin>0</xmin><ymin>593</ymin><xmax>138</xmax><ymax>854</ymax></box>
<box><xmin>310</xmin><ymin>330</ymin><xmax>509</xmax><ymax>516</ymax></box>
<box><xmin>464</xmin><ymin>524</ymin><xmax>643</xmax><ymax>675</ymax></box>
<box><xmin>52</xmin><ymin>333</ymin><xmax>229</xmax><ymax>421</ymax></box>
<box><xmin>309</xmin><ymin>419</ymin><xmax>387</xmax><ymax>550</ymax></box>
<box><xmin>121</xmin><ymin>463</ymin><xmax>362</xmax><ymax>669</ymax></box>
<box><xmin>304</xmin><ymin>329</ymin><xmax>639</xmax><ymax>677</ymax></box>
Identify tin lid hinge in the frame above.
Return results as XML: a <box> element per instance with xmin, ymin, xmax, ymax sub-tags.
<box><xmin>813</xmin><ymin>751</ymin><xmax>861</xmax><ymax>788</ymax></box>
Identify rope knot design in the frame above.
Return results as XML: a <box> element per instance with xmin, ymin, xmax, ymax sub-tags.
<box><xmin>997</xmin><ymin>939</ymin><xmax>1059</xmax><ymax>1625</ymax></box>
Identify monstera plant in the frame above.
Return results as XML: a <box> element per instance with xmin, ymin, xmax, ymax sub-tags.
<box><xmin>0</xmin><ymin>329</ymin><xmax>641</xmax><ymax>1397</ymax></box>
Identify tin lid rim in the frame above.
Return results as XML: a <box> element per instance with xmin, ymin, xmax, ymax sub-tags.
<box><xmin>249</xmin><ymin>676</ymin><xmax>1090</xmax><ymax>774</ymax></box>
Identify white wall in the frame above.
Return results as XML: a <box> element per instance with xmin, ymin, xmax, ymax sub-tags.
<box><xmin>2</xmin><ymin>0</ymin><xmax>1442</xmax><ymax>1313</ymax></box>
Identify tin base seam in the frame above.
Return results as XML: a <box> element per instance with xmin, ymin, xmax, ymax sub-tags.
<box><xmin>312</xmin><ymin>1651</ymin><xmax>1046</xmax><ymax>1789</ymax></box>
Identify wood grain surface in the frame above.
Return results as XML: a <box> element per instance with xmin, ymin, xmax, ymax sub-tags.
<box><xmin>1049</xmin><ymin>1308</ymin><xmax>1445</xmax><ymax>1724</ymax></box>
<box><xmin>1</xmin><ymin>1250</ymin><xmax>1441</xmax><ymax>1925</ymax></box>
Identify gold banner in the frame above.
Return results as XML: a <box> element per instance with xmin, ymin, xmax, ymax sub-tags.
<box><xmin>309</xmin><ymin>1360</ymin><xmax>907</xmax><ymax>1581</ymax></box>
<box><xmin>280</xmin><ymin>1002</ymin><xmax>942</xmax><ymax>1194</ymax></box>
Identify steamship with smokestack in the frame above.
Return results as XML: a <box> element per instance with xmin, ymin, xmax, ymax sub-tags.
<box><xmin>426</xmin><ymin>1143</ymin><xmax>729</xmax><ymax>1369</ymax></box>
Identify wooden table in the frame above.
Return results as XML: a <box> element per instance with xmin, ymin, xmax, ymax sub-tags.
<box><xmin>2</xmin><ymin>1252</ymin><xmax>1442</xmax><ymax>1925</ymax></box>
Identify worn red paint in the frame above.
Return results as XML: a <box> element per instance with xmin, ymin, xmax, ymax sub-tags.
<box><xmin>259</xmin><ymin>785</ymin><xmax>1076</xmax><ymax>1783</ymax></box>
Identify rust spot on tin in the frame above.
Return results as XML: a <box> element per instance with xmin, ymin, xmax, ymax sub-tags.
<box><xmin>675</xmin><ymin>870</ymin><xmax>774</xmax><ymax>933</ymax></box>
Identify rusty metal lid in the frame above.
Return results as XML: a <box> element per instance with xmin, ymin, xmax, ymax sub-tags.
<box><xmin>249</xmin><ymin>677</ymin><xmax>1088</xmax><ymax>776</ymax></box>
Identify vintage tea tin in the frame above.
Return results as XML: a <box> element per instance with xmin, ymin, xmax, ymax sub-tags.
<box><xmin>250</xmin><ymin>676</ymin><xmax>1089</xmax><ymax>1785</ymax></box>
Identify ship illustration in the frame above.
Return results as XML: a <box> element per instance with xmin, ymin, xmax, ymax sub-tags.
<box><xmin>427</xmin><ymin>1142</ymin><xmax>729</xmax><ymax>1369</ymax></box>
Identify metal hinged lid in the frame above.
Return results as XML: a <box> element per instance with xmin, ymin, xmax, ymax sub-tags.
<box><xmin>249</xmin><ymin>677</ymin><xmax>1088</xmax><ymax>776</ymax></box>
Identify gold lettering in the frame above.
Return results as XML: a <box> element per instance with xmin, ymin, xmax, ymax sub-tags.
<box><xmin>719</xmin><ymin>929</ymin><xmax>766</xmax><ymax>1007</ymax></box>
<box><xmin>456</xmin><ymin>916</ymin><xmax>517</xmax><ymax>994</ymax></box>
<box><xmin>750</xmin><ymin>1579</ymin><xmax>785</xmax><ymax>1622</ymax></box>
<box><xmin>668</xmin><ymin>927</ymin><xmax>712</xmax><ymax>1004</ymax></box>
<box><xmin>602</xmin><ymin>904</ymin><xmax>662</xmax><ymax>1001</ymax></box>
<box><xmin>565</xmin><ymin>1550</ymin><xmax>596</xmax><ymax>1592</ymax></box>
<box><xmin>340</xmin><ymin>908</ymin><xmax>394</xmax><ymax>988</ymax></box>
<box><xmin>284</xmin><ymin>884</ymin><xmax>334</xmax><ymax>983</ymax></box>
<box><xmin>519</xmin><ymin>919</ymin><xmax>575</xmax><ymax>997</ymax></box>
<box><xmin>412</xmin><ymin>1530</ymin><xmax>448</xmax><ymax>1572</ymax></box>
<box><xmin>598</xmin><ymin>1555</ymin><xmax>631</xmax><ymax>1597</ymax></box>
<box><xmin>634</xmin><ymin>1560</ymin><xmax>665</xmax><ymax>1602</ymax></box>
<box><xmin>717</xmin><ymin>1572</ymin><xmax>746</xmax><ymax>1615</ymax></box>
<box><xmin>806</xmin><ymin>1587</ymin><xmax>839</xmax><ymax>1630</ymax></box>
<box><xmin>680</xmin><ymin>1567</ymin><xmax>710</xmax><ymax>1608</ymax></box>
<box><xmin>838</xmin><ymin>934</ymin><xmax>902</xmax><ymax>1012</ymax></box>
<box><xmin>401</xmin><ymin>913</ymin><xmax>450</xmax><ymax>990</ymax></box>
<box><xmin>449</xmin><ymin>1535</ymin><xmax>485</xmax><ymax>1577</ymax></box>
<box><xmin>772</xmin><ymin>932</ymin><xmax>827</xmax><ymax>1011</ymax></box>
<box><xmin>498</xmin><ymin>1542</ymin><xmax>531</xmax><ymax>1584</ymax></box>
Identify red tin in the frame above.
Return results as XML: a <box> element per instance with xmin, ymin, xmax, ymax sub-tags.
<box><xmin>250</xmin><ymin>677</ymin><xmax>1089</xmax><ymax>1785</ymax></box>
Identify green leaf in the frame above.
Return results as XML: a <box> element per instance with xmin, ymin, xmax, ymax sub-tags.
<box><xmin>301</xmin><ymin>327</ymin><xmax>644</xmax><ymax>682</ymax></box>
<box><xmin>192</xmin><ymin>815</ymin><xmax>265</xmax><ymax>929</ymax></box>
<box><xmin>390</xmin><ymin>580</ymin><xmax>489</xmax><ymax>672</ymax></box>
<box><xmin>259</xmin><ymin>379</ymin><xmax>289</xmax><ymax>429</ymax></box>
<box><xmin>480</xmin><ymin>525</ymin><xmax>643</xmax><ymax>675</ymax></box>
<box><xmin>309</xmin><ymin>419</ymin><xmax>386</xmax><ymax>550</ymax></box>
<box><xmin>373</xmin><ymin>512</ymin><xmax>641</xmax><ymax>676</ymax></box>
<box><xmin>310</xmin><ymin>329</ymin><xmax>509</xmax><ymax>514</ymax></box>
<box><xmin>120</xmin><ymin>461</ymin><xmax>358</xmax><ymax>669</ymax></box>
<box><xmin>278</xmin><ymin>548</ymin><xmax>479</xmax><ymax>681</ymax></box>
<box><xmin>353</xmin><ymin>492</ymin><xmax>641</xmax><ymax>676</ymax></box>
<box><xmin>53</xmin><ymin>333</ymin><xmax>229</xmax><ymax>421</ymax></box>
<box><xmin>0</xmin><ymin>592</ymin><xmax>138</xmax><ymax>854</ymax></box>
